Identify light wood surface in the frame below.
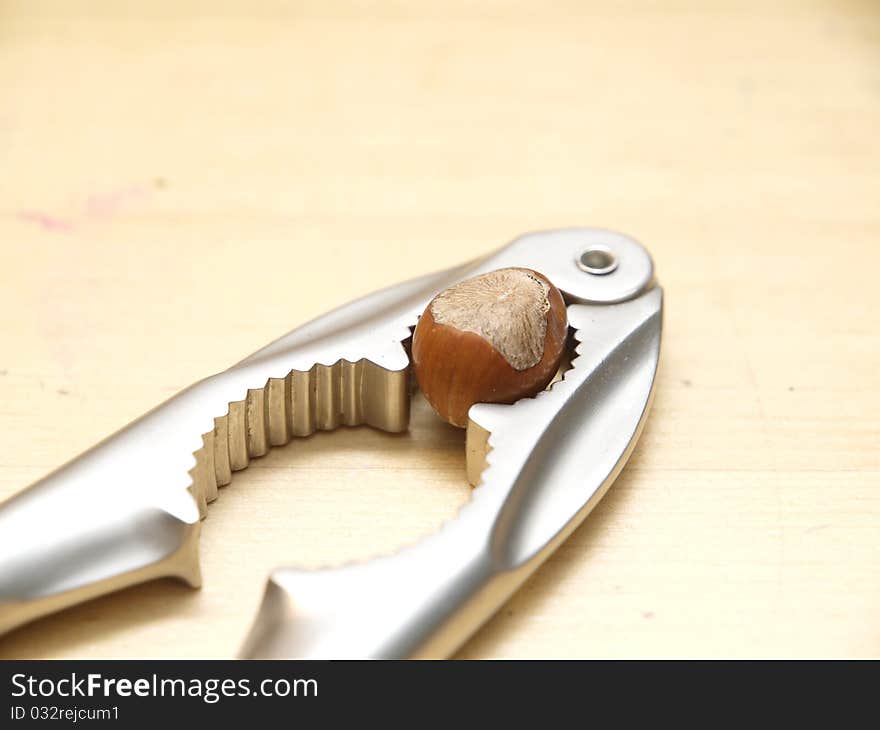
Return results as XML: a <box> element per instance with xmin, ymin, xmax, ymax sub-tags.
<box><xmin>0</xmin><ymin>1</ymin><xmax>877</xmax><ymax>658</ymax></box>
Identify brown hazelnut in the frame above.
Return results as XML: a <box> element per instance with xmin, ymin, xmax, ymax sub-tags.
<box><xmin>412</xmin><ymin>267</ymin><xmax>568</xmax><ymax>427</ymax></box>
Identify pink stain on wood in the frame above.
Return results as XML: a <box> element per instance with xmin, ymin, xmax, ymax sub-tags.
<box><xmin>17</xmin><ymin>210</ymin><xmax>74</xmax><ymax>233</ymax></box>
<box><xmin>85</xmin><ymin>184</ymin><xmax>149</xmax><ymax>219</ymax></box>
<box><xmin>17</xmin><ymin>182</ymin><xmax>154</xmax><ymax>233</ymax></box>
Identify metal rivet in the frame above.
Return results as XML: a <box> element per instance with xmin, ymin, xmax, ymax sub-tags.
<box><xmin>576</xmin><ymin>247</ymin><xmax>618</xmax><ymax>276</ymax></box>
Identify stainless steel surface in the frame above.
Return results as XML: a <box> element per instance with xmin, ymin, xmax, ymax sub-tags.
<box><xmin>0</xmin><ymin>228</ymin><xmax>663</xmax><ymax>658</ymax></box>
<box><xmin>240</xmin><ymin>287</ymin><xmax>662</xmax><ymax>659</ymax></box>
<box><xmin>497</xmin><ymin>228</ymin><xmax>655</xmax><ymax>304</ymax></box>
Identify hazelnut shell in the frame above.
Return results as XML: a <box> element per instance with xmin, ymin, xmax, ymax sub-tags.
<box><xmin>412</xmin><ymin>268</ymin><xmax>568</xmax><ymax>427</ymax></box>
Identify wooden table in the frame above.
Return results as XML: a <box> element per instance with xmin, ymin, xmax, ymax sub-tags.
<box><xmin>1</xmin><ymin>1</ymin><xmax>877</xmax><ymax>658</ymax></box>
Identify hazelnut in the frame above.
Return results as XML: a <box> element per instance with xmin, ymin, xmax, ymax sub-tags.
<box><xmin>412</xmin><ymin>267</ymin><xmax>568</xmax><ymax>427</ymax></box>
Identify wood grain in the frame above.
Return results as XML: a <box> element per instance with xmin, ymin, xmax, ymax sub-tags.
<box><xmin>0</xmin><ymin>0</ymin><xmax>877</xmax><ymax>658</ymax></box>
